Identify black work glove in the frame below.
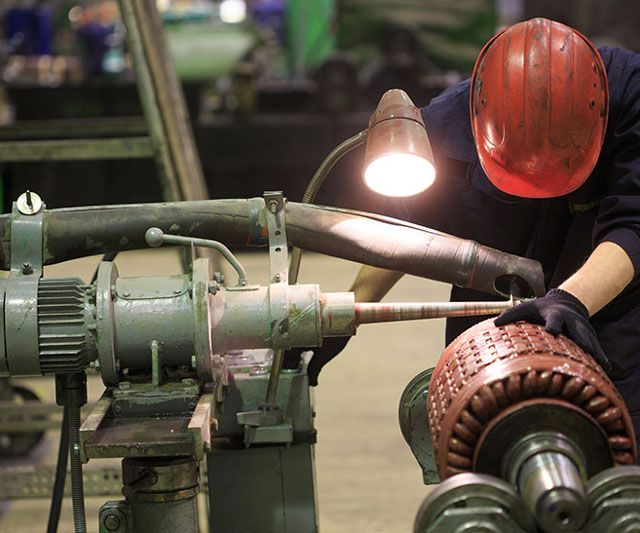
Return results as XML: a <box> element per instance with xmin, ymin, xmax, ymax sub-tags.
<box><xmin>494</xmin><ymin>288</ymin><xmax>611</xmax><ymax>373</ymax></box>
<box><xmin>283</xmin><ymin>337</ymin><xmax>351</xmax><ymax>386</ymax></box>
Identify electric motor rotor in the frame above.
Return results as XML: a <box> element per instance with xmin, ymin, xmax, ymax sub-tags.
<box><xmin>428</xmin><ymin>320</ymin><xmax>637</xmax><ymax>479</ymax></box>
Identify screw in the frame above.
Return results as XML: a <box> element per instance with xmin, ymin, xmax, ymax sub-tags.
<box><xmin>17</xmin><ymin>190</ymin><xmax>43</xmax><ymax>215</ymax></box>
<box><xmin>122</xmin><ymin>290</ymin><xmax>131</xmax><ymax>297</ymax></box>
<box><xmin>273</xmin><ymin>273</ymin><xmax>281</xmax><ymax>282</ymax></box>
<box><xmin>173</xmin><ymin>287</ymin><xmax>182</xmax><ymax>294</ymax></box>
<box><xmin>103</xmin><ymin>513</ymin><xmax>121</xmax><ymax>531</ymax></box>
<box><xmin>22</xmin><ymin>262</ymin><xmax>33</xmax><ymax>275</ymax></box>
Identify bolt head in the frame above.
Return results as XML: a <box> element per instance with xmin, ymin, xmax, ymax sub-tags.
<box><xmin>21</xmin><ymin>262</ymin><xmax>33</xmax><ymax>275</ymax></box>
<box><xmin>103</xmin><ymin>513</ymin><xmax>121</xmax><ymax>531</ymax></box>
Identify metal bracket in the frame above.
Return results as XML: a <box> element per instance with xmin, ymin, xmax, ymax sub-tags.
<box><xmin>236</xmin><ymin>407</ymin><xmax>293</xmax><ymax>446</ymax></box>
<box><xmin>236</xmin><ymin>193</ymin><xmax>293</xmax><ymax>436</ymax></box>
<box><xmin>264</xmin><ymin>191</ymin><xmax>290</xmax><ymax>350</ymax></box>
<box><xmin>4</xmin><ymin>192</ymin><xmax>45</xmax><ymax>375</ymax></box>
<box><xmin>264</xmin><ymin>191</ymin><xmax>288</xmax><ymax>284</ymax></box>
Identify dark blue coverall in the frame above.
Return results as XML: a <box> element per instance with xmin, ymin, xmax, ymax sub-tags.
<box><xmin>398</xmin><ymin>47</ymin><xmax>640</xmax><ymax>449</ymax></box>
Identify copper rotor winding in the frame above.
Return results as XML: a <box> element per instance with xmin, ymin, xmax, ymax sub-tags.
<box><xmin>428</xmin><ymin>320</ymin><xmax>636</xmax><ymax>479</ymax></box>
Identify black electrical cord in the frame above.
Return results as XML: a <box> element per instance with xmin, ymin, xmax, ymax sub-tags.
<box><xmin>46</xmin><ymin>407</ymin><xmax>69</xmax><ymax>533</ymax></box>
<box><xmin>68</xmin><ymin>404</ymin><xmax>87</xmax><ymax>533</ymax></box>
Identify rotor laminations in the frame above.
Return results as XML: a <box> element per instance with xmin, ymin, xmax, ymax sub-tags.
<box><xmin>428</xmin><ymin>320</ymin><xmax>636</xmax><ymax>479</ymax></box>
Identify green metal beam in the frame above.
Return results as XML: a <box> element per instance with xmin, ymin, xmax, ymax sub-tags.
<box><xmin>0</xmin><ymin>137</ymin><xmax>153</xmax><ymax>162</ymax></box>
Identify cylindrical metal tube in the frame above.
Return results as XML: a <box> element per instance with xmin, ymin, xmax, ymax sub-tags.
<box><xmin>354</xmin><ymin>300</ymin><xmax>514</xmax><ymax>324</ymax></box>
<box><xmin>210</xmin><ymin>284</ymin><xmax>324</xmax><ymax>354</ymax></box>
<box><xmin>0</xmin><ymin>199</ymin><xmax>544</xmax><ymax>297</ymax></box>
<box><xmin>321</xmin><ymin>292</ymin><xmax>356</xmax><ymax>336</ymax></box>
<box><xmin>123</xmin><ymin>457</ymin><xmax>199</xmax><ymax>533</ymax></box>
<box><xmin>518</xmin><ymin>451</ymin><xmax>588</xmax><ymax>532</ymax></box>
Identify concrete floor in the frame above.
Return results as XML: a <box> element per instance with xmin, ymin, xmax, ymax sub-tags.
<box><xmin>0</xmin><ymin>249</ymin><xmax>450</xmax><ymax>532</ymax></box>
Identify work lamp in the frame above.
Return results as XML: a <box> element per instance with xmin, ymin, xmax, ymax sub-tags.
<box><xmin>363</xmin><ymin>89</ymin><xmax>436</xmax><ymax>197</ymax></box>
<box><xmin>289</xmin><ymin>88</ymin><xmax>436</xmax><ymax>282</ymax></box>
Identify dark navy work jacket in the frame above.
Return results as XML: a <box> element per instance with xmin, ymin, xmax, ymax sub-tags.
<box><xmin>397</xmin><ymin>47</ymin><xmax>640</xmax><ymax>425</ymax></box>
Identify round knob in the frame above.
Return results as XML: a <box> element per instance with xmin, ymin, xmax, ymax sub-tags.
<box><xmin>145</xmin><ymin>227</ymin><xmax>165</xmax><ymax>248</ymax></box>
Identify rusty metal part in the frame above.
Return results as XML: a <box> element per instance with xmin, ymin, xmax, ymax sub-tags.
<box><xmin>0</xmin><ymin>200</ymin><xmax>545</xmax><ymax>297</ymax></box>
<box><xmin>354</xmin><ymin>300</ymin><xmax>514</xmax><ymax>324</ymax></box>
<box><xmin>428</xmin><ymin>320</ymin><xmax>636</xmax><ymax>480</ymax></box>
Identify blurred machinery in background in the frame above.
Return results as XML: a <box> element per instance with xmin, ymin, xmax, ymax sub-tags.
<box><xmin>0</xmin><ymin>0</ymin><xmax>498</xmax><ymax>211</ymax></box>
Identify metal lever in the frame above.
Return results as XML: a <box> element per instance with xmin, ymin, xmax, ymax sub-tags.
<box><xmin>145</xmin><ymin>227</ymin><xmax>248</xmax><ymax>286</ymax></box>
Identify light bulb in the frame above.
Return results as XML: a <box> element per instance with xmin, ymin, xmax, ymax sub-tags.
<box><xmin>364</xmin><ymin>153</ymin><xmax>435</xmax><ymax>197</ymax></box>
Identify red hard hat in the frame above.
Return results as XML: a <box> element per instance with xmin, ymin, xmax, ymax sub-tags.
<box><xmin>470</xmin><ymin>18</ymin><xmax>608</xmax><ymax>198</ymax></box>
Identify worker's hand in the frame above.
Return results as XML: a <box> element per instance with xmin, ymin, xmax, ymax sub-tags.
<box><xmin>283</xmin><ymin>337</ymin><xmax>351</xmax><ymax>386</ymax></box>
<box><xmin>494</xmin><ymin>288</ymin><xmax>611</xmax><ymax>373</ymax></box>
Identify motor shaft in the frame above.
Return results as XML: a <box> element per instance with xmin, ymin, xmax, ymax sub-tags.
<box><xmin>518</xmin><ymin>451</ymin><xmax>588</xmax><ymax>532</ymax></box>
<box><xmin>353</xmin><ymin>300</ymin><xmax>514</xmax><ymax>324</ymax></box>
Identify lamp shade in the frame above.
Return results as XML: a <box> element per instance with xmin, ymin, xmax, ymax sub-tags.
<box><xmin>363</xmin><ymin>89</ymin><xmax>436</xmax><ymax>197</ymax></box>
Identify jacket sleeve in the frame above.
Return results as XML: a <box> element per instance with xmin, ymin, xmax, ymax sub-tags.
<box><xmin>593</xmin><ymin>64</ymin><xmax>640</xmax><ymax>276</ymax></box>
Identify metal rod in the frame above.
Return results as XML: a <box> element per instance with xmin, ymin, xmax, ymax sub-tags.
<box><xmin>354</xmin><ymin>300</ymin><xmax>516</xmax><ymax>324</ymax></box>
<box><xmin>0</xmin><ymin>138</ymin><xmax>153</xmax><ymax>161</ymax></box>
<box><xmin>518</xmin><ymin>451</ymin><xmax>588</xmax><ymax>532</ymax></box>
<box><xmin>117</xmin><ymin>0</ymin><xmax>182</xmax><ymax>201</ymax></box>
<box><xmin>145</xmin><ymin>227</ymin><xmax>248</xmax><ymax>286</ymax></box>
<box><xmin>265</xmin><ymin>349</ymin><xmax>284</xmax><ymax>407</ymax></box>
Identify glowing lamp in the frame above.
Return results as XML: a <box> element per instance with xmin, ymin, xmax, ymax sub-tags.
<box><xmin>363</xmin><ymin>89</ymin><xmax>436</xmax><ymax>197</ymax></box>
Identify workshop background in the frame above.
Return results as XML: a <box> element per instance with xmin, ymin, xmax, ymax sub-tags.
<box><xmin>0</xmin><ymin>1</ymin><xmax>639</xmax><ymax>532</ymax></box>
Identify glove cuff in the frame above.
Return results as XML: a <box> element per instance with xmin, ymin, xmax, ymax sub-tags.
<box><xmin>548</xmin><ymin>288</ymin><xmax>590</xmax><ymax>318</ymax></box>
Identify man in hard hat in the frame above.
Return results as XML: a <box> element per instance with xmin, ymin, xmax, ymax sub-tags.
<box><xmin>297</xmin><ymin>18</ymin><xmax>640</xmax><ymax>451</ymax></box>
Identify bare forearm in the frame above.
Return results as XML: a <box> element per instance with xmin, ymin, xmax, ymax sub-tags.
<box><xmin>350</xmin><ymin>265</ymin><xmax>404</xmax><ymax>302</ymax></box>
<box><xmin>559</xmin><ymin>241</ymin><xmax>634</xmax><ymax>316</ymax></box>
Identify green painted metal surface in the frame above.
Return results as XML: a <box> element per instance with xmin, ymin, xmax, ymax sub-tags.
<box><xmin>338</xmin><ymin>0</ymin><xmax>497</xmax><ymax>71</ymax></box>
<box><xmin>287</xmin><ymin>0</ymin><xmax>337</xmax><ymax>77</ymax></box>
<box><xmin>166</xmin><ymin>23</ymin><xmax>261</xmax><ymax>80</ymax></box>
